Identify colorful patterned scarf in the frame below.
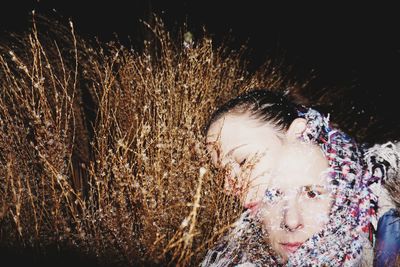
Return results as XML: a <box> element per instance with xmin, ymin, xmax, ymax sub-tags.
<box><xmin>201</xmin><ymin>107</ymin><xmax>399</xmax><ymax>267</ymax></box>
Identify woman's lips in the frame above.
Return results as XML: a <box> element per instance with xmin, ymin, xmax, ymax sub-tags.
<box><xmin>280</xmin><ymin>242</ymin><xmax>303</xmax><ymax>253</ymax></box>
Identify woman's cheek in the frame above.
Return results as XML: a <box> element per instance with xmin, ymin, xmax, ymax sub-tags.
<box><xmin>243</xmin><ymin>184</ymin><xmax>267</xmax><ymax>206</ymax></box>
<box><xmin>243</xmin><ymin>172</ymin><xmax>274</xmax><ymax>205</ymax></box>
<box><xmin>300</xmin><ymin>199</ymin><xmax>331</xmax><ymax>226</ymax></box>
<box><xmin>257</xmin><ymin>202</ymin><xmax>284</xmax><ymax>226</ymax></box>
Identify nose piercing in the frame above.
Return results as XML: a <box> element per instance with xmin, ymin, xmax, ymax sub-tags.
<box><xmin>280</xmin><ymin>220</ymin><xmax>287</xmax><ymax>230</ymax></box>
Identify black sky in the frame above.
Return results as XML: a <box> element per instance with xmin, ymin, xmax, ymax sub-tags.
<box><xmin>1</xmin><ymin>1</ymin><xmax>400</xmax><ymax>139</ymax></box>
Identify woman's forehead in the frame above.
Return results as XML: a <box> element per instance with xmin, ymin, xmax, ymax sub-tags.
<box><xmin>274</xmin><ymin>146</ymin><xmax>329</xmax><ymax>186</ymax></box>
<box><xmin>207</xmin><ymin>114</ymin><xmax>282</xmax><ymax>156</ymax></box>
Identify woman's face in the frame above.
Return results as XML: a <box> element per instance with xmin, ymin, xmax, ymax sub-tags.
<box><xmin>206</xmin><ymin>113</ymin><xmax>332</xmax><ymax>262</ymax></box>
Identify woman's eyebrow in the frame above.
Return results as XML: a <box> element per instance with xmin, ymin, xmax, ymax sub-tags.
<box><xmin>225</xmin><ymin>144</ymin><xmax>248</xmax><ymax>158</ymax></box>
<box><xmin>301</xmin><ymin>185</ymin><xmax>327</xmax><ymax>191</ymax></box>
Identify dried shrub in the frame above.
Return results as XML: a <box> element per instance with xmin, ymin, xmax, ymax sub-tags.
<box><xmin>0</xmin><ymin>13</ymin><xmax>303</xmax><ymax>266</ymax></box>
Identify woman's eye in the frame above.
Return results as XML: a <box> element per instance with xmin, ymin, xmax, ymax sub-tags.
<box><xmin>302</xmin><ymin>186</ymin><xmax>323</xmax><ymax>199</ymax></box>
<box><xmin>239</xmin><ymin>158</ymin><xmax>247</xmax><ymax>166</ymax></box>
<box><xmin>306</xmin><ymin>190</ymin><xmax>317</xmax><ymax>199</ymax></box>
<box><xmin>264</xmin><ymin>188</ymin><xmax>283</xmax><ymax>203</ymax></box>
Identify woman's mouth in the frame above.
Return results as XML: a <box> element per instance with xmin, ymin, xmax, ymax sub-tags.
<box><xmin>280</xmin><ymin>242</ymin><xmax>303</xmax><ymax>253</ymax></box>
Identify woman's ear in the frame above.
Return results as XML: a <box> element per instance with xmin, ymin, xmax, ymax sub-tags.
<box><xmin>286</xmin><ymin>118</ymin><xmax>307</xmax><ymax>141</ymax></box>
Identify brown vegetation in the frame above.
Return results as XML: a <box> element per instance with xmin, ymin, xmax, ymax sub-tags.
<box><xmin>0</xmin><ymin>14</ymin><xmax>303</xmax><ymax>266</ymax></box>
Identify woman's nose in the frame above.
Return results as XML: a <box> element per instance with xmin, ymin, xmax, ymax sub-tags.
<box><xmin>282</xmin><ymin>199</ymin><xmax>303</xmax><ymax>231</ymax></box>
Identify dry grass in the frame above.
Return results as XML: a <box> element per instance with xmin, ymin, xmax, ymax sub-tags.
<box><xmin>0</xmin><ymin>13</ymin><xmax>304</xmax><ymax>266</ymax></box>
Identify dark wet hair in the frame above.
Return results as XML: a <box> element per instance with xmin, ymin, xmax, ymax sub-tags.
<box><xmin>205</xmin><ymin>89</ymin><xmax>301</xmax><ymax>134</ymax></box>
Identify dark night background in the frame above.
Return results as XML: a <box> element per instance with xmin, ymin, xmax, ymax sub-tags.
<box><xmin>1</xmin><ymin>1</ymin><xmax>399</xmax><ymax>140</ymax></box>
<box><xmin>0</xmin><ymin>1</ymin><xmax>399</xmax><ymax>266</ymax></box>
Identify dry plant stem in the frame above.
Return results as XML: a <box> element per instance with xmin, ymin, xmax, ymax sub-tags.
<box><xmin>163</xmin><ymin>167</ymin><xmax>205</xmax><ymax>265</ymax></box>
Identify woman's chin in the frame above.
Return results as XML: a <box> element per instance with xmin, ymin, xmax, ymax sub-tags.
<box><xmin>274</xmin><ymin>242</ymin><xmax>304</xmax><ymax>262</ymax></box>
<box><xmin>280</xmin><ymin>242</ymin><xmax>303</xmax><ymax>254</ymax></box>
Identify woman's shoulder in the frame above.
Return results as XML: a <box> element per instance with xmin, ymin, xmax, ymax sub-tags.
<box><xmin>371</xmin><ymin>171</ymin><xmax>400</xmax><ymax>266</ymax></box>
